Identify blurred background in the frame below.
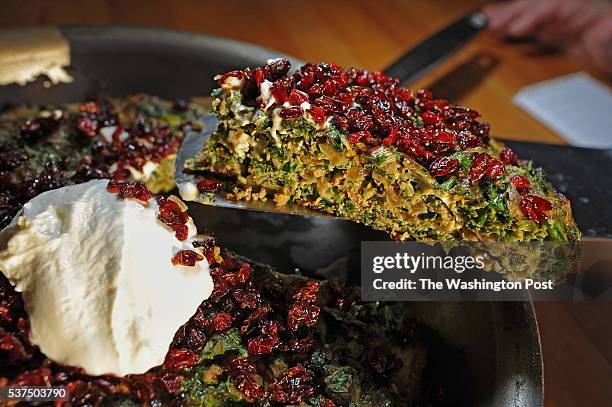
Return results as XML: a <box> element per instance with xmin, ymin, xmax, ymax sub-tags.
<box><xmin>0</xmin><ymin>1</ymin><xmax>611</xmax><ymax>406</ymax></box>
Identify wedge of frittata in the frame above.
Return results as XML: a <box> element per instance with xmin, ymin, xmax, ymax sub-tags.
<box><xmin>188</xmin><ymin>60</ymin><xmax>579</xmax><ymax>244</ymax></box>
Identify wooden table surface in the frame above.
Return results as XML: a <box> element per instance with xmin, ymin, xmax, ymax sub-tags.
<box><xmin>1</xmin><ymin>1</ymin><xmax>611</xmax><ymax>406</ymax></box>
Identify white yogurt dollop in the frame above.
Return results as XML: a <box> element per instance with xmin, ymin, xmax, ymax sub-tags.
<box><xmin>0</xmin><ymin>179</ymin><xmax>213</xmax><ymax>376</ymax></box>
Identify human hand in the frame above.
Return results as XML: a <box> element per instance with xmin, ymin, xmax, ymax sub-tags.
<box><xmin>484</xmin><ymin>0</ymin><xmax>612</xmax><ymax>74</ymax></box>
<box><xmin>568</xmin><ymin>14</ymin><xmax>612</xmax><ymax>75</ymax></box>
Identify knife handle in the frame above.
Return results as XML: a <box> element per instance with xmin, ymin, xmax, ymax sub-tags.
<box><xmin>385</xmin><ymin>12</ymin><xmax>488</xmax><ymax>85</ymax></box>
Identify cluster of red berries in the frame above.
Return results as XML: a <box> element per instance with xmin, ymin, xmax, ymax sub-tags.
<box><xmin>196</xmin><ymin>179</ymin><xmax>223</xmax><ymax>193</ymax></box>
<box><xmin>221</xmin><ymin>60</ymin><xmax>554</xmax><ymax>223</ymax></box>
<box><xmin>156</xmin><ymin>195</ymin><xmax>190</xmax><ymax>241</ymax></box>
<box><xmin>220</xmin><ymin>59</ymin><xmax>490</xmax><ymax>163</ymax></box>
<box><xmin>165</xmin><ymin>245</ymin><xmax>325</xmax><ymax>404</ymax></box>
<box><xmin>500</xmin><ymin>148</ymin><xmax>553</xmax><ymax>222</ymax></box>
<box><xmin>106</xmin><ymin>180</ymin><xmax>207</xmax><ymax>265</ymax></box>
<box><xmin>69</xmin><ymin>101</ymin><xmax>182</xmax><ymax>182</ymax></box>
<box><xmin>106</xmin><ymin>179</ymin><xmax>153</xmax><ymax>202</ymax></box>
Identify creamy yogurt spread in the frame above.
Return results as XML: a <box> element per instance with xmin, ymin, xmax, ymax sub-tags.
<box><xmin>0</xmin><ymin>179</ymin><xmax>213</xmax><ymax>376</ymax></box>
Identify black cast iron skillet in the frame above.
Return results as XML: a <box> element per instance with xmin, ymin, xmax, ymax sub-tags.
<box><xmin>0</xmin><ymin>26</ymin><xmax>543</xmax><ymax>407</ymax></box>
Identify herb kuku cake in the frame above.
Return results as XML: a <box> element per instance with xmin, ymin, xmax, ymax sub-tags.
<box><xmin>188</xmin><ymin>59</ymin><xmax>580</xmax><ymax>243</ymax></box>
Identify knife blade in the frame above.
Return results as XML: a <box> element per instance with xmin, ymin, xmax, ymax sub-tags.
<box><xmin>384</xmin><ymin>12</ymin><xmax>488</xmax><ymax>85</ymax></box>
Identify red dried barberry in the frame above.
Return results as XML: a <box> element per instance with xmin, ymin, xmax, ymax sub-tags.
<box><xmin>287</xmin><ymin>281</ymin><xmax>320</xmax><ymax>331</ymax></box>
<box><xmin>268</xmin><ymin>365</ymin><xmax>315</xmax><ymax>404</ymax></box>
<box><xmin>519</xmin><ymin>194</ymin><xmax>552</xmax><ymax>223</ymax></box>
<box><xmin>77</xmin><ymin>117</ymin><xmax>98</xmax><ymax>137</ymax></box>
<box><xmin>417</xmin><ymin>89</ymin><xmax>433</xmax><ymax>100</ymax></box>
<box><xmin>0</xmin><ymin>306</ymin><xmax>12</xmax><ymax>324</ymax></box>
<box><xmin>430</xmin><ymin>157</ymin><xmax>459</xmax><ymax>177</ymax></box>
<box><xmin>225</xmin><ymin>358</ymin><xmax>267</xmax><ymax>401</ymax></box>
<box><xmin>233</xmin><ymin>288</ymin><xmax>260</xmax><ymax>309</ymax></box>
<box><xmin>422</xmin><ymin>111</ymin><xmax>442</xmax><ymax>125</ymax></box>
<box><xmin>247</xmin><ymin>334</ymin><xmax>276</xmax><ymax>355</ymax></box>
<box><xmin>485</xmin><ymin>157</ymin><xmax>505</xmax><ymax>178</ymax></box>
<box><xmin>235</xmin><ymin>375</ymin><xmax>267</xmax><ymax>402</ymax></box>
<box><xmin>264</xmin><ymin>58</ymin><xmax>292</xmax><ymax>81</ymax></box>
<box><xmin>434</xmin><ymin>130</ymin><xmax>455</xmax><ymax>145</ymax></box>
<box><xmin>398</xmin><ymin>139</ymin><xmax>433</xmax><ymax>162</ymax></box>
<box><xmin>226</xmin><ymin>357</ymin><xmax>257</xmax><ymax>376</ymax></box>
<box><xmin>234</xmin><ymin>262</ymin><xmax>253</xmax><ymax>285</ymax></box>
<box><xmin>222</xmin><ymin>60</ymin><xmax>506</xmax><ymax>182</ymax></box>
<box><xmin>174</xmin><ymin>224</ymin><xmax>189</xmax><ymax>241</ymax></box>
<box><xmin>107</xmin><ymin>180</ymin><xmax>153</xmax><ymax>202</ymax></box>
<box><xmin>159</xmin><ymin>200</ymin><xmax>189</xmax><ymax>227</ymax></box>
<box><xmin>196</xmin><ymin>179</ymin><xmax>223</xmax><ymax>193</ymax></box>
<box><xmin>0</xmin><ymin>330</ymin><xmax>31</xmax><ymax>363</ymax></box>
<box><xmin>500</xmin><ymin>147</ymin><xmax>518</xmax><ymax>165</ymax></box>
<box><xmin>382</xmin><ymin>126</ymin><xmax>399</xmax><ymax>146</ymax></box>
<box><xmin>39</xmin><ymin>110</ymin><xmax>63</xmax><ymax>132</ymax></box>
<box><xmin>212</xmin><ymin>312</ymin><xmax>234</xmax><ymax>331</ymax></box>
<box><xmin>289</xmin><ymin>89</ymin><xmax>309</xmax><ymax>105</ymax></box>
<box><xmin>253</xmin><ymin>67</ymin><xmax>265</xmax><ymax>86</ymax></box>
<box><xmin>120</xmin><ymin>182</ymin><xmax>152</xmax><ymax>202</ymax></box>
<box><xmin>280</xmin><ymin>106</ymin><xmax>304</xmax><ymax>119</ymax></box>
<box><xmin>308</xmin><ymin>105</ymin><xmax>327</xmax><ymax>124</ymax></box>
<box><xmin>80</xmin><ymin>101</ymin><xmax>100</xmax><ymax>115</ymax></box>
<box><xmin>468</xmin><ymin>153</ymin><xmax>505</xmax><ymax>184</ymax></box>
<box><xmin>292</xmin><ymin>281</ymin><xmax>319</xmax><ymax>302</ymax></box>
<box><xmin>155</xmin><ymin>195</ymin><xmax>168</xmax><ymax>205</ymax></box>
<box><xmin>288</xmin><ymin>337</ymin><xmax>316</xmax><ymax>354</ymax></box>
<box><xmin>111</xmin><ymin>125</ymin><xmax>125</xmax><ymax>148</ymax></box>
<box><xmin>11</xmin><ymin>368</ymin><xmax>52</xmax><ymax>386</ymax></box>
<box><xmin>217</xmin><ymin>70</ymin><xmax>245</xmax><ymax>85</ymax></box>
<box><xmin>106</xmin><ymin>179</ymin><xmax>120</xmax><ymax>193</ymax></box>
<box><xmin>468</xmin><ymin>154</ymin><xmax>488</xmax><ymax>184</ymax></box>
<box><xmin>288</xmin><ymin>304</ymin><xmax>320</xmax><ymax>332</ymax></box>
<box><xmin>270</xmin><ymin>82</ymin><xmax>289</xmax><ymax>104</ymax></box>
<box><xmin>248</xmin><ymin>321</ymin><xmax>279</xmax><ymax>355</ymax></box>
<box><xmin>511</xmin><ymin>175</ymin><xmax>531</xmax><ymax>194</ymax></box>
<box><xmin>127</xmin><ymin>374</ymin><xmax>160</xmax><ymax>401</ymax></box>
<box><xmin>347</xmin><ymin>130</ymin><xmax>371</xmax><ymax>144</ymax></box>
<box><xmin>201</xmin><ymin>246</ymin><xmax>216</xmax><ymax>265</ymax></box>
<box><xmin>171</xmin><ymin>250</ymin><xmax>204</xmax><ymax>267</ymax></box>
<box><xmin>163</xmin><ymin>348</ymin><xmax>199</xmax><ymax>369</ymax></box>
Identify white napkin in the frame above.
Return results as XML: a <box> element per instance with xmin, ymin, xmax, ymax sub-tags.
<box><xmin>513</xmin><ymin>72</ymin><xmax>612</xmax><ymax>149</ymax></box>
